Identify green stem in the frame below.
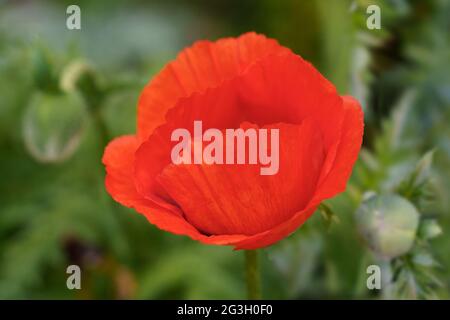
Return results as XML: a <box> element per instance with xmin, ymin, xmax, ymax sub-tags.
<box><xmin>245</xmin><ymin>250</ymin><xmax>261</xmax><ymax>300</ymax></box>
<box><xmin>92</xmin><ymin>109</ymin><xmax>109</xmax><ymax>148</ymax></box>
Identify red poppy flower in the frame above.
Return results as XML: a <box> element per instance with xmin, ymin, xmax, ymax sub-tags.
<box><xmin>102</xmin><ymin>32</ymin><xmax>364</xmax><ymax>250</ymax></box>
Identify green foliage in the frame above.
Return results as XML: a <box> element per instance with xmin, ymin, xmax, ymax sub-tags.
<box><xmin>138</xmin><ymin>245</ymin><xmax>243</xmax><ymax>299</ymax></box>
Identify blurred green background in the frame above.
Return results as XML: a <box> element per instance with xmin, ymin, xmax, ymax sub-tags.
<box><xmin>0</xmin><ymin>0</ymin><xmax>449</xmax><ymax>299</ymax></box>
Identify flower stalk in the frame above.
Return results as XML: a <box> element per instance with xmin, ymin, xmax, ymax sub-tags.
<box><xmin>245</xmin><ymin>250</ymin><xmax>261</xmax><ymax>300</ymax></box>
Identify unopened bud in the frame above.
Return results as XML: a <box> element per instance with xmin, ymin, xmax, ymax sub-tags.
<box><xmin>22</xmin><ymin>92</ymin><xmax>86</xmax><ymax>163</ymax></box>
<box><xmin>356</xmin><ymin>194</ymin><xmax>419</xmax><ymax>259</ymax></box>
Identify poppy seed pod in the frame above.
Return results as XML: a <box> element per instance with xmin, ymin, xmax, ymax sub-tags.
<box><xmin>356</xmin><ymin>194</ymin><xmax>419</xmax><ymax>259</ymax></box>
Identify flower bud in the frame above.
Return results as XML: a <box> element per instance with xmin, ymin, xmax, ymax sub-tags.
<box><xmin>356</xmin><ymin>194</ymin><xmax>419</xmax><ymax>259</ymax></box>
<box><xmin>22</xmin><ymin>92</ymin><xmax>86</xmax><ymax>163</ymax></box>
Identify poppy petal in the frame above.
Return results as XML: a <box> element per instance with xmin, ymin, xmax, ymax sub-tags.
<box><xmin>134</xmin><ymin>52</ymin><xmax>343</xmax><ymax>203</ymax></box>
<box><xmin>312</xmin><ymin>95</ymin><xmax>364</xmax><ymax>201</ymax></box>
<box><xmin>218</xmin><ymin>98</ymin><xmax>363</xmax><ymax>250</ymax></box>
<box><xmin>137</xmin><ymin>32</ymin><xmax>289</xmax><ymax>140</ymax></box>
<box><xmin>103</xmin><ymin>135</ymin><xmax>249</xmax><ymax>244</ymax></box>
<box><xmin>155</xmin><ymin>119</ymin><xmax>326</xmax><ymax>236</ymax></box>
<box><xmin>134</xmin><ymin>80</ymin><xmax>244</xmax><ymax>203</ymax></box>
<box><xmin>231</xmin><ymin>205</ymin><xmax>318</xmax><ymax>250</ymax></box>
<box><xmin>237</xmin><ymin>53</ymin><xmax>345</xmax><ymax>149</ymax></box>
<box><xmin>103</xmin><ymin>135</ymin><xmax>179</xmax><ymax>214</ymax></box>
<box><xmin>103</xmin><ymin>135</ymin><xmax>142</xmax><ymax>207</ymax></box>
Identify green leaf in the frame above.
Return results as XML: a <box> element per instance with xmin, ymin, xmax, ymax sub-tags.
<box><xmin>31</xmin><ymin>46</ymin><xmax>60</xmax><ymax>94</ymax></box>
<box><xmin>396</xmin><ymin>150</ymin><xmax>435</xmax><ymax>205</ymax></box>
<box><xmin>412</xmin><ymin>150</ymin><xmax>435</xmax><ymax>188</ymax></box>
